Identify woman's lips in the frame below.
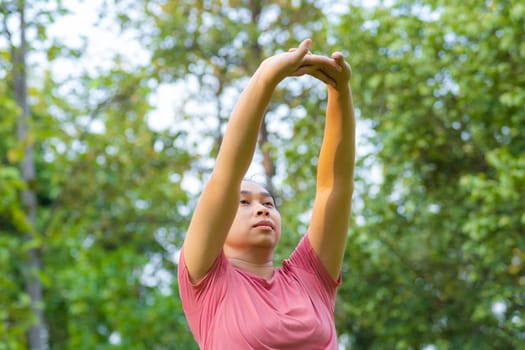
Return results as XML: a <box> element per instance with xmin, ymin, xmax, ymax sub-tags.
<box><xmin>254</xmin><ymin>220</ymin><xmax>273</xmax><ymax>230</ymax></box>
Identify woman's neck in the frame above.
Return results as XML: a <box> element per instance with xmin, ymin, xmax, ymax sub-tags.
<box><xmin>228</xmin><ymin>257</ymin><xmax>275</xmax><ymax>280</ymax></box>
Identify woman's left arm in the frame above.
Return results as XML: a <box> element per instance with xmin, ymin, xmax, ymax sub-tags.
<box><xmin>306</xmin><ymin>52</ymin><xmax>355</xmax><ymax>280</ymax></box>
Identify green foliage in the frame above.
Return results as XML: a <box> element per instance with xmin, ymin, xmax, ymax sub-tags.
<box><xmin>0</xmin><ymin>71</ymin><xmax>33</xmax><ymax>350</ymax></box>
<box><xmin>2</xmin><ymin>1</ymin><xmax>196</xmax><ymax>348</ymax></box>
<box><xmin>332</xmin><ymin>1</ymin><xmax>525</xmax><ymax>348</ymax></box>
<box><xmin>36</xmin><ymin>68</ymin><xmax>197</xmax><ymax>349</ymax></box>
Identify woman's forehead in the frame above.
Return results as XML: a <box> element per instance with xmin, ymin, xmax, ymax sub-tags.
<box><xmin>240</xmin><ymin>180</ymin><xmax>266</xmax><ymax>192</ymax></box>
<box><xmin>240</xmin><ymin>180</ymin><xmax>277</xmax><ymax>206</ymax></box>
<box><xmin>240</xmin><ymin>181</ymin><xmax>273</xmax><ymax>198</ymax></box>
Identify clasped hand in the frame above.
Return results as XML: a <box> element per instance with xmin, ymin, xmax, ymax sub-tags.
<box><xmin>260</xmin><ymin>39</ymin><xmax>351</xmax><ymax>90</ymax></box>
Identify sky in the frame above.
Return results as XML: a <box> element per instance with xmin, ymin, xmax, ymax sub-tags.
<box><xmin>48</xmin><ymin>0</ymin><xmax>176</xmax><ymax>130</ymax></box>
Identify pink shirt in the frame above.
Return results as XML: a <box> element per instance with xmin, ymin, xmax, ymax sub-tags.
<box><xmin>178</xmin><ymin>235</ymin><xmax>341</xmax><ymax>350</ymax></box>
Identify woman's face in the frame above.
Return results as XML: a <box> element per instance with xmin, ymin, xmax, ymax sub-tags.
<box><xmin>224</xmin><ymin>181</ymin><xmax>282</xmax><ymax>252</ymax></box>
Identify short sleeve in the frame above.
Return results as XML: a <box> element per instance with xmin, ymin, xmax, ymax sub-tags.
<box><xmin>284</xmin><ymin>234</ymin><xmax>342</xmax><ymax>307</ymax></box>
<box><xmin>177</xmin><ymin>247</ymin><xmax>228</xmax><ymax>342</ymax></box>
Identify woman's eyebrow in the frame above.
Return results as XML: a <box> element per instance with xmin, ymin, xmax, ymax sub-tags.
<box><xmin>240</xmin><ymin>190</ymin><xmax>272</xmax><ymax>198</ymax></box>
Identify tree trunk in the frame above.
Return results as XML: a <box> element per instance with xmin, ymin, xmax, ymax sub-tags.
<box><xmin>258</xmin><ymin>121</ymin><xmax>275</xmax><ymax>194</ymax></box>
<box><xmin>249</xmin><ymin>0</ymin><xmax>275</xmax><ymax>194</ymax></box>
<box><xmin>12</xmin><ymin>1</ymin><xmax>49</xmax><ymax>349</ymax></box>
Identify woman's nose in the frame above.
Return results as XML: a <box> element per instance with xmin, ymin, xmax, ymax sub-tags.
<box><xmin>255</xmin><ymin>203</ymin><xmax>269</xmax><ymax>216</ymax></box>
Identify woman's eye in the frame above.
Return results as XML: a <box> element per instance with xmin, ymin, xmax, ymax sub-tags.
<box><xmin>264</xmin><ymin>202</ymin><xmax>274</xmax><ymax>207</ymax></box>
<box><xmin>240</xmin><ymin>199</ymin><xmax>249</xmax><ymax>205</ymax></box>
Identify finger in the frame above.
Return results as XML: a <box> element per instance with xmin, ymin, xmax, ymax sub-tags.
<box><xmin>309</xmin><ymin>69</ymin><xmax>337</xmax><ymax>88</ymax></box>
<box><xmin>332</xmin><ymin>52</ymin><xmax>349</xmax><ymax>72</ymax></box>
<box><xmin>297</xmin><ymin>38</ymin><xmax>312</xmax><ymax>56</ymax></box>
<box><xmin>290</xmin><ymin>48</ymin><xmax>312</xmax><ymax>55</ymax></box>
<box><xmin>332</xmin><ymin>52</ymin><xmax>344</xmax><ymax>67</ymax></box>
<box><xmin>332</xmin><ymin>51</ymin><xmax>344</xmax><ymax>61</ymax></box>
<box><xmin>296</xmin><ymin>62</ymin><xmax>338</xmax><ymax>82</ymax></box>
<box><xmin>293</xmin><ymin>66</ymin><xmax>336</xmax><ymax>88</ymax></box>
<box><xmin>290</xmin><ymin>65</ymin><xmax>310</xmax><ymax>76</ymax></box>
<box><xmin>303</xmin><ymin>54</ymin><xmax>342</xmax><ymax>72</ymax></box>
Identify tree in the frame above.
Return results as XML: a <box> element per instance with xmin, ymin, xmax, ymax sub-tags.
<box><xmin>1</xmin><ymin>1</ymin><xmax>67</xmax><ymax>348</ymax></box>
<box><xmin>332</xmin><ymin>1</ymin><xmax>525</xmax><ymax>348</ymax></box>
<box><xmin>1</xmin><ymin>1</ymin><xmax>197</xmax><ymax>348</ymax></box>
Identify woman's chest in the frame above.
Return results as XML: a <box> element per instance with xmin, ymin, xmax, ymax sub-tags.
<box><xmin>209</xmin><ymin>277</ymin><xmax>335</xmax><ymax>349</ymax></box>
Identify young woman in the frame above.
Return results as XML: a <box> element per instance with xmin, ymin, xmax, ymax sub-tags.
<box><xmin>178</xmin><ymin>39</ymin><xmax>355</xmax><ymax>349</ymax></box>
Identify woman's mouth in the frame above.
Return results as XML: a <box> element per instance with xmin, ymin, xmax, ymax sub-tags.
<box><xmin>254</xmin><ymin>220</ymin><xmax>273</xmax><ymax>230</ymax></box>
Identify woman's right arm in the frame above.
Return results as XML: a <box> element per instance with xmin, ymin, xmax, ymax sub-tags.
<box><xmin>182</xmin><ymin>40</ymin><xmax>314</xmax><ymax>282</ymax></box>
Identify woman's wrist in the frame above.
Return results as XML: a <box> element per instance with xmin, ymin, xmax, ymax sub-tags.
<box><xmin>256</xmin><ymin>60</ymin><xmax>285</xmax><ymax>88</ymax></box>
<box><xmin>328</xmin><ymin>82</ymin><xmax>351</xmax><ymax>97</ymax></box>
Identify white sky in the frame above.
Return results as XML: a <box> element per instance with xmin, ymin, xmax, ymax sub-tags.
<box><xmin>48</xmin><ymin>0</ymin><xmax>177</xmax><ymax>129</ymax></box>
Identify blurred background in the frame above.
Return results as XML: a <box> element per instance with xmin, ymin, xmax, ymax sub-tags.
<box><xmin>1</xmin><ymin>0</ymin><xmax>524</xmax><ymax>349</ymax></box>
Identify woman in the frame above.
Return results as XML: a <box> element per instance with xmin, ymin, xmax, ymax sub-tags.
<box><xmin>178</xmin><ymin>39</ymin><xmax>355</xmax><ymax>349</ymax></box>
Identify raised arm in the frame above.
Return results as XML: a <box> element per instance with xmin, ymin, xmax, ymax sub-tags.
<box><xmin>304</xmin><ymin>52</ymin><xmax>355</xmax><ymax>279</ymax></box>
<box><xmin>182</xmin><ymin>40</ymin><xmax>321</xmax><ymax>282</ymax></box>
